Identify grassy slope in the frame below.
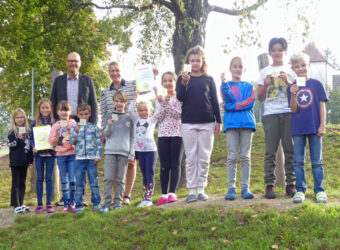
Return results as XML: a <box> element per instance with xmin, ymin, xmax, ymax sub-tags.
<box><xmin>1</xmin><ymin>124</ymin><xmax>340</xmax><ymax>249</ymax></box>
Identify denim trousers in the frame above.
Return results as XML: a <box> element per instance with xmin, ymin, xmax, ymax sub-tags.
<box><xmin>293</xmin><ymin>135</ymin><xmax>325</xmax><ymax>194</ymax></box>
<box><xmin>74</xmin><ymin>159</ymin><xmax>101</xmax><ymax>208</ymax></box>
<box><xmin>35</xmin><ymin>156</ymin><xmax>55</xmax><ymax>205</ymax></box>
<box><xmin>57</xmin><ymin>155</ymin><xmax>76</xmax><ymax>207</ymax></box>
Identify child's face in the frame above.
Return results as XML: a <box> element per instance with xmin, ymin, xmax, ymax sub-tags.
<box><xmin>229</xmin><ymin>58</ymin><xmax>243</xmax><ymax>81</ymax></box>
<box><xmin>114</xmin><ymin>98</ymin><xmax>126</xmax><ymax>113</ymax></box>
<box><xmin>188</xmin><ymin>54</ymin><xmax>203</xmax><ymax>73</ymax></box>
<box><xmin>162</xmin><ymin>74</ymin><xmax>175</xmax><ymax>94</ymax></box>
<box><xmin>269</xmin><ymin>43</ymin><xmax>285</xmax><ymax>64</ymax></box>
<box><xmin>40</xmin><ymin>102</ymin><xmax>52</xmax><ymax>118</ymax></box>
<box><xmin>77</xmin><ymin>109</ymin><xmax>91</xmax><ymax>121</ymax></box>
<box><xmin>137</xmin><ymin>104</ymin><xmax>150</xmax><ymax>119</ymax></box>
<box><xmin>14</xmin><ymin>113</ymin><xmax>25</xmax><ymax>127</ymax></box>
<box><xmin>57</xmin><ymin>109</ymin><xmax>71</xmax><ymax>120</ymax></box>
<box><xmin>109</xmin><ymin>65</ymin><xmax>121</xmax><ymax>83</ymax></box>
<box><xmin>291</xmin><ymin>60</ymin><xmax>308</xmax><ymax>78</ymax></box>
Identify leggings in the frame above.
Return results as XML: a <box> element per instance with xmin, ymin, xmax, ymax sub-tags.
<box><xmin>158</xmin><ymin>137</ymin><xmax>184</xmax><ymax>194</ymax></box>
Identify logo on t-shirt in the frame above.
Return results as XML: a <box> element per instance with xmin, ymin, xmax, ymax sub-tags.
<box><xmin>296</xmin><ymin>88</ymin><xmax>313</xmax><ymax>109</ymax></box>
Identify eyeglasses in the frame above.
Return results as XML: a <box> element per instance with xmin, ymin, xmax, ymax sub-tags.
<box><xmin>67</xmin><ymin>60</ymin><xmax>80</xmax><ymax>63</ymax></box>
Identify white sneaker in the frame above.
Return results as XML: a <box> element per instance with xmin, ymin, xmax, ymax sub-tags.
<box><xmin>21</xmin><ymin>205</ymin><xmax>30</xmax><ymax>213</ymax></box>
<box><xmin>137</xmin><ymin>200</ymin><xmax>147</xmax><ymax>208</ymax></box>
<box><xmin>14</xmin><ymin>206</ymin><xmax>24</xmax><ymax>215</ymax></box>
<box><xmin>143</xmin><ymin>201</ymin><xmax>153</xmax><ymax>207</ymax></box>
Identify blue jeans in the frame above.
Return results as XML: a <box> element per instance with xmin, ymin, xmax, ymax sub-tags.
<box><xmin>293</xmin><ymin>135</ymin><xmax>325</xmax><ymax>194</ymax></box>
<box><xmin>74</xmin><ymin>160</ymin><xmax>101</xmax><ymax>208</ymax></box>
<box><xmin>35</xmin><ymin>156</ymin><xmax>55</xmax><ymax>205</ymax></box>
<box><xmin>138</xmin><ymin>151</ymin><xmax>157</xmax><ymax>188</ymax></box>
<box><xmin>57</xmin><ymin>155</ymin><xmax>76</xmax><ymax>207</ymax></box>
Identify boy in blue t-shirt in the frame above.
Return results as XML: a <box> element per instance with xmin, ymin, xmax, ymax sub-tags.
<box><xmin>287</xmin><ymin>53</ymin><xmax>328</xmax><ymax>204</ymax></box>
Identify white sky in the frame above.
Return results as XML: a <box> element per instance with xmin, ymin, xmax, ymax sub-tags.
<box><xmin>94</xmin><ymin>0</ymin><xmax>340</xmax><ymax>95</ymax></box>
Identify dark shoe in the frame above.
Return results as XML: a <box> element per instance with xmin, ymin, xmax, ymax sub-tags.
<box><xmin>186</xmin><ymin>194</ymin><xmax>197</xmax><ymax>203</ymax></box>
<box><xmin>225</xmin><ymin>188</ymin><xmax>236</xmax><ymax>200</ymax></box>
<box><xmin>241</xmin><ymin>188</ymin><xmax>254</xmax><ymax>199</ymax></box>
<box><xmin>286</xmin><ymin>184</ymin><xmax>297</xmax><ymax>197</ymax></box>
<box><xmin>197</xmin><ymin>193</ymin><xmax>208</xmax><ymax>201</ymax></box>
<box><xmin>55</xmin><ymin>198</ymin><xmax>64</xmax><ymax>206</ymax></box>
<box><xmin>265</xmin><ymin>185</ymin><xmax>276</xmax><ymax>199</ymax></box>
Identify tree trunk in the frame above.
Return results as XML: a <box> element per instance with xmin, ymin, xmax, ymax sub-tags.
<box><xmin>50</xmin><ymin>70</ymin><xmax>63</xmax><ymax>201</ymax></box>
<box><xmin>172</xmin><ymin>0</ymin><xmax>209</xmax><ymax>74</ymax></box>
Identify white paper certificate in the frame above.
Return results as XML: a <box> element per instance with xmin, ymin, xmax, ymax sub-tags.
<box><xmin>33</xmin><ymin>125</ymin><xmax>52</xmax><ymax>150</ymax></box>
<box><xmin>136</xmin><ymin>65</ymin><xmax>155</xmax><ymax>93</ymax></box>
<box><xmin>79</xmin><ymin>119</ymin><xmax>87</xmax><ymax>126</ymax></box>
<box><xmin>112</xmin><ymin>114</ymin><xmax>118</xmax><ymax>121</ymax></box>
<box><xmin>183</xmin><ymin>64</ymin><xmax>192</xmax><ymax>72</ymax></box>
<box><xmin>18</xmin><ymin>127</ymin><xmax>26</xmax><ymax>134</ymax></box>
<box><xmin>296</xmin><ymin>77</ymin><xmax>306</xmax><ymax>87</ymax></box>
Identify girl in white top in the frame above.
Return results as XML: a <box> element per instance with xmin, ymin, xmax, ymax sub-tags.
<box><xmin>128</xmin><ymin>89</ymin><xmax>160</xmax><ymax>207</ymax></box>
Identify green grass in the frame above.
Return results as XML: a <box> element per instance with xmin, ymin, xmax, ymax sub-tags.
<box><xmin>1</xmin><ymin>123</ymin><xmax>340</xmax><ymax>248</ymax></box>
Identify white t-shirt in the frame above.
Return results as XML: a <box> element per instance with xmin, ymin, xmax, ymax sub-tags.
<box><xmin>258</xmin><ymin>65</ymin><xmax>296</xmax><ymax>116</ymax></box>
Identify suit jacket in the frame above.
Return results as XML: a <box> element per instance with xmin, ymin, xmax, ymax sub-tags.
<box><xmin>50</xmin><ymin>73</ymin><xmax>98</xmax><ymax>124</ymax></box>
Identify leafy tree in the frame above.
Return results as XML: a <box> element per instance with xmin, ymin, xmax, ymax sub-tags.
<box><xmin>327</xmin><ymin>89</ymin><xmax>340</xmax><ymax>124</ymax></box>
<box><xmin>82</xmin><ymin>0</ymin><xmax>317</xmax><ymax>74</ymax></box>
<box><xmin>0</xmin><ymin>104</ymin><xmax>10</xmax><ymax>142</ymax></box>
<box><xmin>0</xmin><ymin>0</ymin><xmax>130</xmax><ymax>114</ymax></box>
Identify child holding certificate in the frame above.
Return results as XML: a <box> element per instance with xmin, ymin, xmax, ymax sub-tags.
<box><xmin>30</xmin><ymin>98</ymin><xmax>56</xmax><ymax>214</ymax></box>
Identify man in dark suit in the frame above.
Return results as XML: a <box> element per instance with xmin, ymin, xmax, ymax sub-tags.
<box><xmin>50</xmin><ymin>52</ymin><xmax>98</xmax><ymax>124</ymax></box>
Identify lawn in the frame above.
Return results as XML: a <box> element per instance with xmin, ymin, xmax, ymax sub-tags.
<box><xmin>1</xmin><ymin>123</ymin><xmax>340</xmax><ymax>249</ymax></box>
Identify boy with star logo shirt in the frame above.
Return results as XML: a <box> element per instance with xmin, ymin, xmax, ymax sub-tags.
<box><xmin>287</xmin><ymin>53</ymin><xmax>328</xmax><ymax>204</ymax></box>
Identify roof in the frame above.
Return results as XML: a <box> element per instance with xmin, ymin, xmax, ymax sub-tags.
<box><xmin>303</xmin><ymin>43</ymin><xmax>328</xmax><ymax>63</ymax></box>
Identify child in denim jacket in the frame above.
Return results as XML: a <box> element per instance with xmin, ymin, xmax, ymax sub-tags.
<box><xmin>70</xmin><ymin>103</ymin><xmax>102</xmax><ymax>213</ymax></box>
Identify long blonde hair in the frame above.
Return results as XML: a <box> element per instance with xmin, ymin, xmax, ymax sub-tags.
<box><xmin>35</xmin><ymin>98</ymin><xmax>54</xmax><ymax>126</ymax></box>
<box><xmin>10</xmin><ymin>108</ymin><xmax>30</xmax><ymax>134</ymax></box>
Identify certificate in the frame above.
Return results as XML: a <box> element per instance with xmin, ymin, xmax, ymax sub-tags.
<box><xmin>33</xmin><ymin>125</ymin><xmax>52</xmax><ymax>151</ymax></box>
<box><xmin>296</xmin><ymin>77</ymin><xmax>306</xmax><ymax>87</ymax></box>
<box><xmin>136</xmin><ymin>65</ymin><xmax>155</xmax><ymax>94</ymax></box>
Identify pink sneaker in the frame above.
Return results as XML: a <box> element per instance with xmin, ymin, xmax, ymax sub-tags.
<box><xmin>70</xmin><ymin>204</ymin><xmax>76</xmax><ymax>213</ymax></box>
<box><xmin>46</xmin><ymin>204</ymin><xmax>55</xmax><ymax>213</ymax></box>
<box><xmin>156</xmin><ymin>197</ymin><xmax>168</xmax><ymax>206</ymax></box>
<box><xmin>62</xmin><ymin>206</ymin><xmax>69</xmax><ymax>213</ymax></box>
<box><xmin>167</xmin><ymin>194</ymin><xmax>178</xmax><ymax>203</ymax></box>
<box><xmin>35</xmin><ymin>205</ymin><xmax>43</xmax><ymax>214</ymax></box>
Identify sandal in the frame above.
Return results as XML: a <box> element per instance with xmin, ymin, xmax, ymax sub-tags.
<box><xmin>122</xmin><ymin>196</ymin><xmax>131</xmax><ymax>206</ymax></box>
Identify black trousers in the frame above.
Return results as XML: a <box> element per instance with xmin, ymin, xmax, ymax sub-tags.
<box><xmin>158</xmin><ymin>137</ymin><xmax>184</xmax><ymax>194</ymax></box>
<box><xmin>11</xmin><ymin>166</ymin><xmax>28</xmax><ymax>207</ymax></box>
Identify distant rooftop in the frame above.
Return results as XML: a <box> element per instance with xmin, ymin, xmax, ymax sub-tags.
<box><xmin>303</xmin><ymin>42</ymin><xmax>328</xmax><ymax>63</ymax></box>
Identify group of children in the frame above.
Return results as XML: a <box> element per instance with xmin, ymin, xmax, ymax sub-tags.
<box><xmin>7</xmin><ymin>37</ymin><xmax>328</xmax><ymax>215</ymax></box>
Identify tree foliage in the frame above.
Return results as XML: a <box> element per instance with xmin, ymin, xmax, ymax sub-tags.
<box><xmin>327</xmin><ymin>89</ymin><xmax>340</xmax><ymax>124</ymax></box>
<box><xmin>0</xmin><ymin>0</ymin><xmax>131</xmax><ymax>115</ymax></box>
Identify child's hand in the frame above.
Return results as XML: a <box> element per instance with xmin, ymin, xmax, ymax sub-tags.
<box><xmin>54</xmin><ymin>125</ymin><xmax>61</xmax><ymax>132</ymax></box>
<box><xmin>152</xmin><ymin>67</ymin><xmax>159</xmax><ymax>79</ymax></box>
<box><xmin>290</xmin><ymin>84</ymin><xmax>298</xmax><ymax>96</ymax></box>
<box><xmin>75</xmin><ymin>124</ymin><xmax>80</xmax><ymax>133</ymax></box>
<box><xmin>107</xmin><ymin>119</ymin><xmax>114</xmax><ymax>126</ymax></box>
<box><xmin>182</xmin><ymin>72</ymin><xmax>190</xmax><ymax>86</ymax></box>
<box><xmin>264</xmin><ymin>75</ymin><xmax>272</xmax><ymax>87</ymax></box>
<box><xmin>220</xmin><ymin>72</ymin><xmax>226</xmax><ymax>83</ymax></box>
<box><xmin>317</xmin><ymin>125</ymin><xmax>326</xmax><ymax>137</ymax></box>
<box><xmin>128</xmin><ymin>159</ymin><xmax>135</xmax><ymax>165</ymax></box>
<box><xmin>157</xmin><ymin>95</ymin><xmax>164</xmax><ymax>103</ymax></box>
<box><xmin>17</xmin><ymin>133</ymin><xmax>23</xmax><ymax>140</ymax></box>
<box><xmin>214</xmin><ymin>123</ymin><xmax>221</xmax><ymax>135</ymax></box>
<box><xmin>165</xmin><ymin>95</ymin><xmax>171</xmax><ymax>103</ymax></box>
<box><xmin>33</xmin><ymin>148</ymin><xmax>38</xmax><ymax>153</ymax></box>
<box><xmin>94</xmin><ymin>158</ymin><xmax>100</xmax><ymax>165</ymax></box>
<box><xmin>279</xmin><ymin>72</ymin><xmax>289</xmax><ymax>85</ymax></box>
<box><xmin>134</xmin><ymin>91</ymin><xmax>139</xmax><ymax>102</ymax></box>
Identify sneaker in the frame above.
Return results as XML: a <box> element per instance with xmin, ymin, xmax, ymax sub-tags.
<box><xmin>265</xmin><ymin>185</ymin><xmax>276</xmax><ymax>199</ymax></box>
<box><xmin>99</xmin><ymin>205</ymin><xmax>111</xmax><ymax>213</ymax></box>
<box><xmin>70</xmin><ymin>204</ymin><xmax>76</xmax><ymax>213</ymax></box>
<box><xmin>13</xmin><ymin>206</ymin><xmax>24</xmax><ymax>215</ymax></box>
<box><xmin>156</xmin><ymin>197</ymin><xmax>168</xmax><ymax>206</ymax></box>
<box><xmin>316</xmin><ymin>192</ymin><xmax>328</xmax><ymax>203</ymax></box>
<box><xmin>225</xmin><ymin>188</ymin><xmax>236</xmax><ymax>200</ymax></box>
<box><xmin>197</xmin><ymin>193</ymin><xmax>208</xmax><ymax>201</ymax></box>
<box><xmin>21</xmin><ymin>205</ymin><xmax>30</xmax><ymax>213</ymax></box>
<box><xmin>286</xmin><ymin>184</ymin><xmax>297</xmax><ymax>197</ymax></box>
<box><xmin>143</xmin><ymin>201</ymin><xmax>153</xmax><ymax>207</ymax></box>
<box><xmin>122</xmin><ymin>196</ymin><xmax>131</xmax><ymax>206</ymax></box>
<box><xmin>241</xmin><ymin>188</ymin><xmax>254</xmax><ymax>199</ymax></box>
<box><xmin>293</xmin><ymin>192</ymin><xmax>305</xmax><ymax>203</ymax></box>
<box><xmin>114</xmin><ymin>205</ymin><xmax>122</xmax><ymax>210</ymax></box>
<box><xmin>75</xmin><ymin>207</ymin><xmax>84</xmax><ymax>214</ymax></box>
<box><xmin>186</xmin><ymin>194</ymin><xmax>197</xmax><ymax>203</ymax></box>
<box><xmin>55</xmin><ymin>198</ymin><xmax>64</xmax><ymax>206</ymax></box>
<box><xmin>93</xmin><ymin>204</ymin><xmax>101</xmax><ymax>212</ymax></box>
<box><xmin>35</xmin><ymin>205</ymin><xmax>44</xmax><ymax>214</ymax></box>
<box><xmin>83</xmin><ymin>200</ymin><xmax>89</xmax><ymax>207</ymax></box>
<box><xmin>137</xmin><ymin>200</ymin><xmax>147</xmax><ymax>208</ymax></box>
<box><xmin>62</xmin><ymin>206</ymin><xmax>69</xmax><ymax>213</ymax></box>
<box><xmin>167</xmin><ymin>194</ymin><xmax>178</xmax><ymax>203</ymax></box>
<box><xmin>46</xmin><ymin>204</ymin><xmax>55</xmax><ymax>213</ymax></box>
